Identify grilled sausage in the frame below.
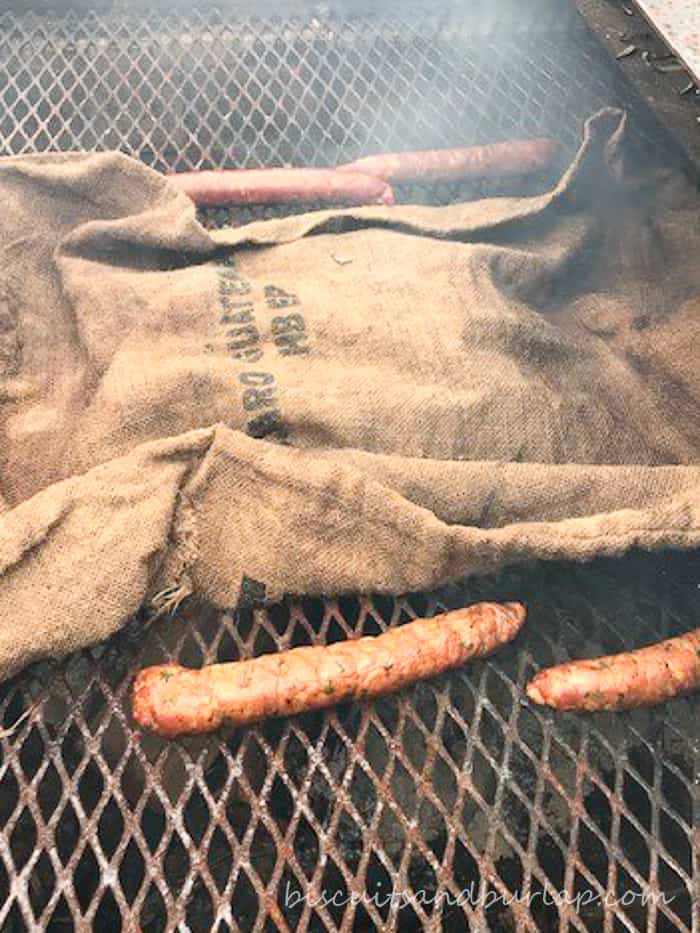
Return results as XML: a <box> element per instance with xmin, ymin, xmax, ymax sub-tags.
<box><xmin>168</xmin><ymin>167</ymin><xmax>395</xmax><ymax>206</ymax></box>
<box><xmin>526</xmin><ymin>627</ymin><xmax>700</xmax><ymax>712</ymax></box>
<box><xmin>133</xmin><ymin>602</ymin><xmax>526</xmax><ymax>737</ymax></box>
<box><xmin>337</xmin><ymin>139</ymin><xmax>559</xmax><ymax>184</ymax></box>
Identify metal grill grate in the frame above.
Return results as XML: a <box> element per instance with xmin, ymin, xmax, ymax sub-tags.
<box><xmin>0</xmin><ymin>6</ymin><xmax>698</xmax><ymax>932</ymax></box>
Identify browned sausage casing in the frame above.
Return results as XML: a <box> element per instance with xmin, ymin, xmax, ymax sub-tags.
<box><xmin>337</xmin><ymin>138</ymin><xmax>559</xmax><ymax>184</ymax></box>
<box><xmin>133</xmin><ymin>602</ymin><xmax>525</xmax><ymax>737</ymax></box>
<box><xmin>168</xmin><ymin>167</ymin><xmax>395</xmax><ymax>206</ymax></box>
<box><xmin>526</xmin><ymin>627</ymin><xmax>700</xmax><ymax>712</ymax></box>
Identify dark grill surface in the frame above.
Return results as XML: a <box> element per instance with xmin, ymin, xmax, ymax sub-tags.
<box><xmin>0</xmin><ymin>6</ymin><xmax>698</xmax><ymax>932</ymax></box>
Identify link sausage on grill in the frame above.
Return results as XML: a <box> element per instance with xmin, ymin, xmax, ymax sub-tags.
<box><xmin>526</xmin><ymin>627</ymin><xmax>700</xmax><ymax>711</ymax></box>
<box><xmin>337</xmin><ymin>138</ymin><xmax>559</xmax><ymax>183</ymax></box>
<box><xmin>133</xmin><ymin>602</ymin><xmax>526</xmax><ymax>737</ymax></box>
<box><xmin>168</xmin><ymin>167</ymin><xmax>395</xmax><ymax>206</ymax></box>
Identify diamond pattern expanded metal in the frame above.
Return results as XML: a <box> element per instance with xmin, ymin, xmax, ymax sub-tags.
<box><xmin>0</xmin><ymin>6</ymin><xmax>698</xmax><ymax>932</ymax></box>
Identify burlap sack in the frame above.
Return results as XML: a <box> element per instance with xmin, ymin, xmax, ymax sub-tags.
<box><xmin>1</xmin><ymin>108</ymin><xmax>699</xmax><ymax>679</ymax></box>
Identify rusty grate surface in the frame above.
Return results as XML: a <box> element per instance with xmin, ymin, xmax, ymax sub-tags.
<box><xmin>0</xmin><ymin>6</ymin><xmax>698</xmax><ymax>932</ymax></box>
<box><xmin>1</xmin><ymin>554</ymin><xmax>698</xmax><ymax>932</ymax></box>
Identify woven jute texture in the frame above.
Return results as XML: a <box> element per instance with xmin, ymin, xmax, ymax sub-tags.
<box><xmin>0</xmin><ymin>108</ymin><xmax>699</xmax><ymax>679</ymax></box>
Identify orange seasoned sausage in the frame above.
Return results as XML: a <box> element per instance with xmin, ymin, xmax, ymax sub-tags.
<box><xmin>168</xmin><ymin>167</ymin><xmax>395</xmax><ymax>206</ymax></box>
<box><xmin>133</xmin><ymin>602</ymin><xmax>526</xmax><ymax>737</ymax></box>
<box><xmin>526</xmin><ymin>627</ymin><xmax>700</xmax><ymax>712</ymax></box>
<box><xmin>337</xmin><ymin>139</ymin><xmax>559</xmax><ymax>184</ymax></box>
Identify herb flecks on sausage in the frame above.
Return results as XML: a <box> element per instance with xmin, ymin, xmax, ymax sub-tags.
<box><xmin>526</xmin><ymin>627</ymin><xmax>700</xmax><ymax>712</ymax></box>
<box><xmin>133</xmin><ymin>602</ymin><xmax>525</xmax><ymax>737</ymax></box>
